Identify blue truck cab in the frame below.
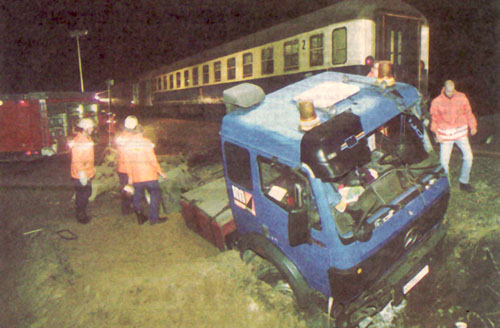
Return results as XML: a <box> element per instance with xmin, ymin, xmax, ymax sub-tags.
<box><xmin>219</xmin><ymin>72</ymin><xmax>449</xmax><ymax>326</ymax></box>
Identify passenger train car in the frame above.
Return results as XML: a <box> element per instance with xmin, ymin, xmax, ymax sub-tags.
<box><xmin>121</xmin><ymin>0</ymin><xmax>429</xmax><ymax>117</ymax></box>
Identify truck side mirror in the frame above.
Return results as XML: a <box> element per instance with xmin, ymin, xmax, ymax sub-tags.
<box><xmin>289</xmin><ymin>183</ymin><xmax>311</xmax><ymax>246</ymax></box>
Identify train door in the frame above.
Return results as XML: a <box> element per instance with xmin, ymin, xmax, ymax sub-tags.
<box><xmin>377</xmin><ymin>14</ymin><xmax>422</xmax><ymax>88</ymax></box>
<box><xmin>138</xmin><ymin>80</ymin><xmax>152</xmax><ymax>106</ymax></box>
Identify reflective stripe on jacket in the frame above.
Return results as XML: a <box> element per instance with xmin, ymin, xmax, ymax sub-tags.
<box><xmin>69</xmin><ymin>133</ymin><xmax>95</xmax><ymax>179</ymax></box>
<box><xmin>437</xmin><ymin>126</ymin><xmax>468</xmax><ymax>142</ymax></box>
<box><xmin>430</xmin><ymin>89</ymin><xmax>477</xmax><ymax>140</ymax></box>
<box><xmin>123</xmin><ymin>133</ymin><xmax>163</xmax><ymax>183</ymax></box>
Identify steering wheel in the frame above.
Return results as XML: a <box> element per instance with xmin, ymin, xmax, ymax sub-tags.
<box><xmin>377</xmin><ymin>151</ymin><xmax>398</xmax><ymax>165</ymax></box>
<box><xmin>377</xmin><ymin>145</ymin><xmax>404</xmax><ymax>166</ymax></box>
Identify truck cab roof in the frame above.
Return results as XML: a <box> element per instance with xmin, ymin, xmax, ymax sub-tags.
<box><xmin>221</xmin><ymin>72</ymin><xmax>422</xmax><ymax>167</ymax></box>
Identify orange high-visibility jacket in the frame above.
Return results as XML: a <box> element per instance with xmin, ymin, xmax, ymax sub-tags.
<box><xmin>69</xmin><ymin>133</ymin><xmax>95</xmax><ymax>179</ymax></box>
<box><xmin>430</xmin><ymin>89</ymin><xmax>477</xmax><ymax>140</ymax></box>
<box><xmin>115</xmin><ymin>130</ymin><xmax>134</xmax><ymax>174</ymax></box>
<box><xmin>123</xmin><ymin>133</ymin><xmax>163</xmax><ymax>183</ymax></box>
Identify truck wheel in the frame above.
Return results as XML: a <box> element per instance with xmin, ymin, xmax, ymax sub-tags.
<box><xmin>242</xmin><ymin>249</ymin><xmax>295</xmax><ymax>298</ymax></box>
<box><xmin>224</xmin><ymin>231</ymin><xmax>238</xmax><ymax>250</ymax></box>
<box><xmin>238</xmin><ymin>233</ymin><xmax>313</xmax><ymax>309</ymax></box>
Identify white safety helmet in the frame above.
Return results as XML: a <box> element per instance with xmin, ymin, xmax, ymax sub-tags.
<box><xmin>77</xmin><ymin>118</ymin><xmax>94</xmax><ymax>130</ymax></box>
<box><xmin>124</xmin><ymin>115</ymin><xmax>138</xmax><ymax>130</ymax></box>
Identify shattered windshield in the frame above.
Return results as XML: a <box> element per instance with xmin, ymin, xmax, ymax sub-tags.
<box><xmin>327</xmin><ymin>113</ymin><xmax>439</xmax><ymax>241</ymax></box>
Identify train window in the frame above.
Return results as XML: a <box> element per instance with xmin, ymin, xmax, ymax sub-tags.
<box><xmin>157</xmin><ymin>77</ymin><xmax>162</xmax><ymax>91</ymax></box>
<box><xmin>284</xmin><ymin>39</ymin><xmax>299</xmax><ymax>71</ymax></box>
<box><xmin>203</xmin><ymin>65</ymin><xmax>209</xmax><ymax>84</ymax></box>
<box><xmin>176</xmin><ymin>72</ymin><xmax>181</xmax><ymax>88</ymax></box>
<box><xmin>227</xmin><ymin>57</ymin><xmax>236</xmax><ymax>80</ymax></box>
<box><xmin>332</xmin><ymin>27</ymin><xmax>347</xmax><ymax>65</ymax></box>
<box><xmin>214</xmin><ymin>61</ymin><xmax>221</xmax><ymax>82</ymax></box>
<box><xmin>390</xmin><ymin>30</ymin><xmax>403</xmax><ymax>65</ymax></box>
<box><xmin>163</xmin><ymin>76</ymin><xmax>167</xmax><ymax>90</ymax></box>
<box><xmin>243</xmin><ymin>53</ymin><xmax>253</xmax><ymax>78</ymax></box>
<box><xmin>184</xmin><ymin>70</ymin><xmax>189</xmax><ymax>87</ymax></box>
<box><xmin>192</xmin><ymin>67</ymin><xmax>199</xmax><ymax>86</ymax></box>
<box><xmin>261</xmin><ymin>47</ymin><xmax>274</xmax><ymax>75</ymax></box>
<box><xmin>169</xmin><ymin>75</ymin><xmax>174</xmax><ymax>89</ymax></box>
<box><xmin>310</xmin><ymin>34</ymin><xmax>324</xmax><ymax>67</ymax></box>
<box><xmin>152</xmin><ymin>78</ymin><xmax>156</xmax><ymax>92</ymax></box>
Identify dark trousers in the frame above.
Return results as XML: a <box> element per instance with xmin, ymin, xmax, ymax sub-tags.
<box><xmin>72</xmin><ymin>178</ymin><xmax>92</xmax><ymax>214</ymax></box>
<box><xmin>132</xmin><ymin>180</ymin><xmax>161</xmax><ymax>223</ymax></box>
<box><xmin>118</xmin><ymin>172</ymin><xmax>133</xmax><ymax>214</ymax></box>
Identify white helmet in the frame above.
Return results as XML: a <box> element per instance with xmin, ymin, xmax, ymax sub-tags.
<box><xmin>124</xmin><ymin>115</ymin><xmax>138</xmax><ymax>130</ymax></box>
<box><xmin>77</xmin><ymin>118</ymin><xmax>94</xmax><ymax>130</ymax></box>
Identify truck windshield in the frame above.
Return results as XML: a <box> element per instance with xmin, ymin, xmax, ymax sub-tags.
<box><xmin>327</xmin><ymin>113</ymin><xmax>439</xmax><ymax>240</ymax></box>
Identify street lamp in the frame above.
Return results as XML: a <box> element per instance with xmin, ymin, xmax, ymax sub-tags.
<box><xmin>105</xmin><ymin>79</ymin><xmax>115</xmax><ymax>146</ymax></box>
<box><xmin>105</xmin><ymin>79</ymin><xmax>114</xmax><ymax>111</ymax></box>
<box><xmin>69</xmin><ymin>29</ymin><xmax>88</xmax><ymax>92</ymax></box>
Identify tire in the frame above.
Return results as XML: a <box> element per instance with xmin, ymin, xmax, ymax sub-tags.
<box><xmin>224</xmin><ymin>231</ymin><xmax>238</xmax><ymax>250</ymax></box>
<box><xmin>242</xmin><ymin>249</ymin><xmax>295</xmax><ymax>299</ymax></box>
<box><xmin>238</xmin><ymin>233</ymin><xmax>313</xmax><ymax>309</ymax></box>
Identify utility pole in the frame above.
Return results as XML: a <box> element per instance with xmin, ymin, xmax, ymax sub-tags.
<box><xmin>105</xmin><ymin>79</ymin><xmax>115</xmax><ymax>146</ymax></box>
<box><xmin>69</xmin><ymin>30</ymin><xmax>88</xmax><ymax>92</ymax></box>
<box><xmin>105</xmin><ymin>79</ymin><xmax>114</xmax><ymax>112</ymax></box>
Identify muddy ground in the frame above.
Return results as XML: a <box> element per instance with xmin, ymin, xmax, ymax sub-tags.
<box><xmin>1</xmin><ymin>118</ymin><xmax>499</xmax><ymax>328</ymax></box>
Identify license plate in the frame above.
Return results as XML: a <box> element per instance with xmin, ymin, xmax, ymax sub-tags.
<box><xmin>403</xmin><ymin>264</ymin><xmax>429</xmax><ymax>294</ymax></box>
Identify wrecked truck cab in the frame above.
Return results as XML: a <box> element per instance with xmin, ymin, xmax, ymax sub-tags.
<box><xmin>219</xmin><ymin>72</ymin><xmax>449</xmax><ymax>326</ymax></box>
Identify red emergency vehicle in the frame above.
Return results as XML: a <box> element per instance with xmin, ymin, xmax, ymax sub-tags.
<box><xmin>0</xmin><ymin>92</ymin><xmax>114</xmax><ymax>161</ymax></box>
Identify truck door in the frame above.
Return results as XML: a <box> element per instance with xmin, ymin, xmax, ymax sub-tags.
<box><xmin>378</xmin><ymin>14</ymin><xmax>422</xmax><ymax>87</ymax></box>
<box><xmin>257</xmin><ymin>156</ymin><xmax>314</xmax><ymax>245</ymax></box>
<box><xmin>223</xmin><ymin>141</ymin><xmax>332</xmax><ymax>295</ymax></box>
<box><xmin>255</xmin><ymin>155</ymin><xmax>332</xmax><ymax>295</ymax></box>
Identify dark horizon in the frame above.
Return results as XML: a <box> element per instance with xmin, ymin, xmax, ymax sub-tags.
<box><xmin>1</xmin><ymin>0</ymin><xmax>498</xmax><ymax>114</ymax></box>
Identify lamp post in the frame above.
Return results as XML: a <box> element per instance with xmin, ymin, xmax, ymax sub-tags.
<box><xmin>105</xmin><ymin>79</ymin><xmax>114</xmax><ymax>111</ymax></box>
<box><xmin>105</xmin><ymin>79</ymin><xmax>115</xmax><ymax>146</ymax></box>
<box><xmin>69</xmin><ymin>29</ymin><xmax>88</xmax><ymax>93</ymax></box>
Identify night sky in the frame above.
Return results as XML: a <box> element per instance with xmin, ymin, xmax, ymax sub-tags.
<box><xmin>1</xmin><ymin>0</ymin><xmax>498</xmax><ymax>114</ymax></box>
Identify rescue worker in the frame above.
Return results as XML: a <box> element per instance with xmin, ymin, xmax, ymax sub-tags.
<box><xmin>375</xmin><ymin>61</ymin><xmax>395</xmax><ymax>87</ymax></box>
<box><xmin>122</xmin><ymin>116</ymin><xmax>167</xmax><ymax>225</ymax></box>
<box><xmin>367</xmin><ymin>60</ymin><xmax>379</xmax><ymax>78</ymax></box>
<box><xmin>430</xmin><ymin>80</ymin><xmax>477</xmax><ymax>193</ymax></box>
<box><xmin>114</xmin><ymin>119</ymin><xmax>135</xmax><ymax>215</ymax></box>
<box><xmin>69</xmin><ymin>118</ymin><xmax>95</xmax><ymax>224</ymax></box>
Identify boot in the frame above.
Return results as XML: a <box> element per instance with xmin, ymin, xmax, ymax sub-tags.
<box><xmin>76</xmin><ymin>209</ymin><xmax>90</xmax><ymax>224</ymax></box>
<box><xmin>121</xmin><ymin>202</ymin><xmax>134</xmax><ymax>215</ymax></box>
<box><xmin>121</xmin><ymin>193</ymin><xmax>134</xmax><ymax>215</ymax></box>
<box><xmin>135</xmin><ymin>211</ymin><xmax>148</xmax><ymax>225</ymax></box>
<box><xmin>459</xmin><ymin>182</ymin><xmax>475</xmax><ymax>193</ymax></box>
<box><xmin>150</xmin><ymin>217</ymin><xmax>168</xmax><ymax>225</ymax></box>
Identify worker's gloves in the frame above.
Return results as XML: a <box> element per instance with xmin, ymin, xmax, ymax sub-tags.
<box><xmin>78</xmin><ymin>171</ymin><xmax>88</xmax><ymax>186</ymax></box>
<box><xmin>122</xmin><ymin>184</ymin><xmax>134</xmax><ymax>196</ymax></box>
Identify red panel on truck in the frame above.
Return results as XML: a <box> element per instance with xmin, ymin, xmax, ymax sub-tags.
<box><xmin>180</xmin><ymin>177</ymin><xmax>236</xmax><ymax>251</ymax></box>
<box><xmin>0</xmin><ymin>101</ymin><xmax>43</xmax><ymax>153</ymax></box>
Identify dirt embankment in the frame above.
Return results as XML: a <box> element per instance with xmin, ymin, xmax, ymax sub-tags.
<box><xmin>1</xmin><ymin>117</ymin><xmax>499</xmax><ymax>328</ymax></box>
<box><xmin>0</xmin><ymin>118</ymin><xmax>307</xmax><ymax>328</ymax></box>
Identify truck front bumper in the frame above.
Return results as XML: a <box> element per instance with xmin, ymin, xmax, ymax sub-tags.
<box><xmin>331</xmin><ymin>221</ymin><xmax>448</xmax><ymax>327</ymax></box>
